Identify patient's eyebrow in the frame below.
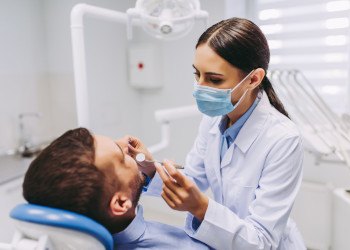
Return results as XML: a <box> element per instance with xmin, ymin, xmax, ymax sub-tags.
<box><xmin>115</xmin><ymin>143</ymin><xmax>125</xmax><ymax>163</ymax></box>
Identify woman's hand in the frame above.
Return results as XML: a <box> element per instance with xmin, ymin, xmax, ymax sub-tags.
<box><xmin>126</xmin><ymin>135</ymin><xmax>154</xmax><ymax>161</ymax></box>
<box><xmin>118</xmin><ymin>135</ymin><xmax>156</xmax><ymax>178</ymax></box>
<box><xmin>156</xmin><ymin>160</ymin><xmax>209</xmax><ymax>221</ymax></box>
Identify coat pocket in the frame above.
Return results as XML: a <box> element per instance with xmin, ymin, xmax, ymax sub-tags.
<box><xmin>225</xmin><ymin>182</ymin><xmax>256</xmax><ymax>218</ymax></box>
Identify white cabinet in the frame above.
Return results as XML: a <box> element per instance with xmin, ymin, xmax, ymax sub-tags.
<box><xmin>0</xmin><ymin>177</ymin><xmax>25</xmax><ymax>243</ymax></box>
<box><xmin>332</xmin><ymin>189</ymin><xmax>350</xmax><ymax>250</ymax></box>
<box><xmin>291</xmin><ymin>181</ymin><xmax>333</xmax><ymax>250</ymax></box>
<box><xmin>0</xmin><ymin>155</ymin><xmax>31</xmax><ymax>243</ymax></box>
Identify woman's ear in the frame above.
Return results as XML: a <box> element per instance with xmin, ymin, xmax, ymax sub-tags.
<box><xmin>109</xmin><ymin>192</ymin><xmax>133</xmax><ymax>216</ymax></box>
<box><xmin>248</xmin><ymin>68</ymin><xmax>265</xmax><ymax>90</ymax></box>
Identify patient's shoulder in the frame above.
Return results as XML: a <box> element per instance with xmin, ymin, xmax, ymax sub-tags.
<box><xmin>142</xmin><ymin>220</ymin><xmax>211</xmax><ymax>249</ymax></box>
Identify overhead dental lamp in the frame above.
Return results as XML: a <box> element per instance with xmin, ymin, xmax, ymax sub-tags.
<box><xmin>70</xmin><ymin>1</ymin><xmax>208</xmax><ymax>128</ymax></box>
<box><xmin>127</xmin><ymin>0</ymin><xmax>208</xmax><ymax>40</ymax></box>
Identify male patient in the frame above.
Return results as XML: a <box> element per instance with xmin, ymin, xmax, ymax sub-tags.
<box><xmin>22</xmin><ymin>128</ymin><xmax>209</xmax><ymax>249</ymax></box>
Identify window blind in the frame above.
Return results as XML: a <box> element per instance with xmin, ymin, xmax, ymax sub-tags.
<box><xmin>253</xmin><ymin>0</ymin><xmax>350</xmax><ymax>113</ymax></box>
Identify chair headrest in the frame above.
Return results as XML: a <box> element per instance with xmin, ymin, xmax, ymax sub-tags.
<box><xmin>10</xmin><ymin>203</ymin><xmax>113</xmax><ymax>250</ymax></box>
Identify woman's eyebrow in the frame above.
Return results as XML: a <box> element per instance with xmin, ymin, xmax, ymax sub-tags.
<box><xmin>206</xmin><ymin>72</ymin><xmax>224</xmax><ymax>76</ymax></box>
<box><xmin>115</xmin><ymin>142</ymin><xmax>125</xmax><ymax>163</ymax></box>
<box><xmin>192</xmin><ymin>65</ymin><xmax>224</xmax><ymax>76</ymax></box>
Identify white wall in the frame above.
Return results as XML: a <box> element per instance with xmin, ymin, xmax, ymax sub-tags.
<box><xmin>0</xmin><ymin>0</ymin><xmax>226</xmax><ymax>229</ymax></box>
<box><xmin>225</xmin><ymin>0</ymin><xmax>249</xmax><ymax>18</ymax></box>
<box><xmin>42</xmin><ymin>0</ymin><xmax>144</xmax><ymax>139</ymax></box>
<box><xmin>0</xmin><ymin>0</ymin><xmax>226</xmax><ymax>153</ymax></box>
<box><xmin>0</xmin><ymin>0</ymin><xmax>50</xmax><ymax>151</ymax></box>
<box><xmin>0</xmin><ymin>0</ymin><xmax>228</xmax><ymax>153</ymax></box>
<box><xmin>0</xmin><ymin>0</ymin><xmax>143</xmax><ymax>152</ymax></box>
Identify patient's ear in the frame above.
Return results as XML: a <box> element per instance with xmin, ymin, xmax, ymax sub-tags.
<box><xmin>110</xmin><ymin>192</ymin><xmax>133</xmax><ymax>216</ymax></box>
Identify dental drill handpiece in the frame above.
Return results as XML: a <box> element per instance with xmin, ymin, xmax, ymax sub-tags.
<box><xmin>135</xmin><ymin>153</ymin><xmax>184</xmax><ymax>169</ymax></box>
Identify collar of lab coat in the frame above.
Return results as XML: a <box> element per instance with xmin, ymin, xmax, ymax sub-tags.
<box><xmin>209</xmin><ymin>91</ymin><xmax>270</xmax><ymax>153</ymax></box>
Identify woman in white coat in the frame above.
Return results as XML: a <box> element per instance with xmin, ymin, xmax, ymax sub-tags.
<box><xmin>129</xmin><ymin>17</ymin><xmax>305</xmax><ymax>250</ymax></box>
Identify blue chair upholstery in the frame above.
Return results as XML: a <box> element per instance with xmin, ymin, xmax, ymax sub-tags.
<box><xmin>10</xmin><ymin>203</ymin><xmax>113</xmax><ymax>250</ymax></box>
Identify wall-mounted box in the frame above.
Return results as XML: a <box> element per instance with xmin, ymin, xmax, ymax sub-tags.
<box><xmin>128</xmin><ymin>43</ymin><xmax>162</xmax><ymax>89</ymax></box>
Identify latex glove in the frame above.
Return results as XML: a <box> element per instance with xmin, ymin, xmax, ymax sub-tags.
<box><xmin>125</xmin><ymin>135</ymin><xmax>153</xmax><ymax>159</ymax></box>
<box><xmin>126</xmin><ymin>135</ymin><xmax>156</xmax><ymax>178</ymax></box>
<box><xmin>155</xmin><ymin>160</ymin><xmax>209</xmax><ymax>221</ymax></box>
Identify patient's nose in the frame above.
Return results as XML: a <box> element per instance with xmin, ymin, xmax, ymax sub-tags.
<box><xmin>115</xmin><ymin>136</ymin><xmax>129</xmax><ymax>149</ymax></box>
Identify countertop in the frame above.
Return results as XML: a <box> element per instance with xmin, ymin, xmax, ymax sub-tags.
<box><xmin>0</xmin><ymin>155</ymin><xmax>33</xmax><ymax>185</ymax></box>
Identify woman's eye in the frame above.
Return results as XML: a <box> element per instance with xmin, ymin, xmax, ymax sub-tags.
<box><xmin>193</xmin><ymin>72</ymin><xmax>199</xmax><ymax>81</ymax></box>
<box><xmin>210</xmin><ymin>78</ymin><xmax>223</xmax><ymax>84</ymax></box>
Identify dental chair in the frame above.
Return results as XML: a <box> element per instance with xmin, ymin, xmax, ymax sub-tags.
<box><xmin>8</xmin><ymin>203</ymin><xmax>113</xmax><ymax>250</ymax></box>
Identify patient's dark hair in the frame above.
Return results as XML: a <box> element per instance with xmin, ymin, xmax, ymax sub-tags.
<box><xmin>23</xmin><ymin>128</ymin><xmax>112</xmax><ymax>228</ymax></box>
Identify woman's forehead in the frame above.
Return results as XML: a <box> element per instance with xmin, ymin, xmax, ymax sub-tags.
<box><xmin>194</xmin><ymin>44</ymin><xmax>238</xmax><ymax>73</ymax></box>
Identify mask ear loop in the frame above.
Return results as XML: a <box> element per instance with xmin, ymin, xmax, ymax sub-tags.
<box><xmin>232</xmin><ymin>88</ymin><xmax>249</xmax><ymax>108</ymax></box>
<box><xmin>230</xmin><ymin>69</ymin><xmax>255</xmax><ymax>93</ymax></box>
<box><xmin>229</xmin><ymin>69</ymin><xmax>255</xmax><ymax>107</ymax></box>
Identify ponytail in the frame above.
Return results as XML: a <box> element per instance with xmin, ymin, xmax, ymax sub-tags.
<box><xmin>261</xmin><ymin>76</ymin><xmax>290</xmax><ymax>119</ymax></box>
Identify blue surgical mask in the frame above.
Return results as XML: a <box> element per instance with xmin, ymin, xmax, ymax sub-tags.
<box><xmin>193</xmin><ymin>70</ymin><xmax>254</xmax><ymax>117</ymax></box>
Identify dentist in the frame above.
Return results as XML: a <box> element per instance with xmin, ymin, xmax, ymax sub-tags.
<box><xmin>130</xmin><ymin>17</ymin><xmax>305</xmax><ymax>250</ymax></box>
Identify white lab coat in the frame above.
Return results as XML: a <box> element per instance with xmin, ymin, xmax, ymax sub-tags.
<box><xmin>147</xmin><ymin>91</ymin><xmax>305</xmax><ymax>250</ymax></box>
<box><xmin>183</xmin><ymin>91</ymin><xmax>305</xmax><ymax>250</ymax></box>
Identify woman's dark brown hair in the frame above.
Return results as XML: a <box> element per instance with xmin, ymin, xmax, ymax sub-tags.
<box><xmin>196</xmin><ymin>17</ymin><xmax>289</xmax><ymax>118</ymax></box>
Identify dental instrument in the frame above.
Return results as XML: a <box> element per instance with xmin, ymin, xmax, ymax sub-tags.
<box><xmin>136</xmin><ymin>153</ymin><xmax>179</xmax><ymax>183</ymax></box>
<box><xmin>135</xmin><ymin>153</ymin><xmax>184</xmax><ymax>169</ymax></box>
